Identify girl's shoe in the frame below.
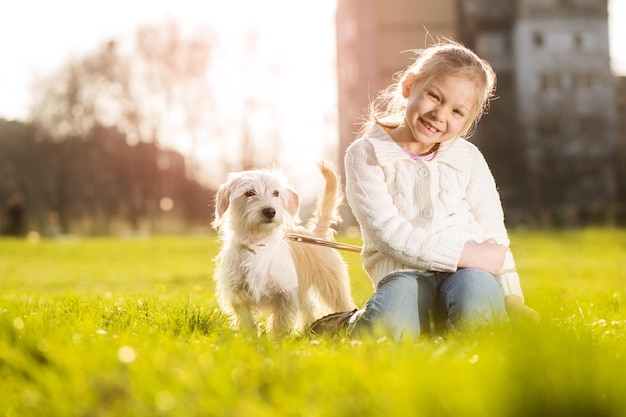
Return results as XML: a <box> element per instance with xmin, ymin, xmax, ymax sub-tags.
<box><xmin>308</xmin><ymin>309</ymin><xmax>360</xmax><ymax>336</ymax></box>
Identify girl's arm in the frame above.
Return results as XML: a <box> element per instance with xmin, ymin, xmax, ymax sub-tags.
<box><xmin>465</xmin><ymin>153</ymin><xmax>537</xmax><ymax>318</ymax></box>
<box><xmin>464</xmin><ymin>146</ymin><xmax>524</xmax><ymax>298</ymax></box>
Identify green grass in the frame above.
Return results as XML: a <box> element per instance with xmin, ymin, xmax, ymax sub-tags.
<box><xmin>1</xmin><ymin>229</ymin><xmax>625</xmax><ymax>416</ymax></box>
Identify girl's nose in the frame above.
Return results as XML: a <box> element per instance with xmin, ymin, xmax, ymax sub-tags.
<box><xmin>429</xmin><ymin>107</ymin><xmax>444</xmax><ymax>123</ymax></box>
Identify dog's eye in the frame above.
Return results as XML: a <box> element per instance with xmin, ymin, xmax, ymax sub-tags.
<box><xmin>272</xmin><ymin>190</ymin><xmax>279</xmax><ymax>197</ymax></box>
<box><xmin>245</xmin><ymin>190</ymin><xmax>256</xmax><ymax>197</ymax></box>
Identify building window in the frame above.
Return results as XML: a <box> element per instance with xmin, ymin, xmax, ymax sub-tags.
<box><xmin>573</xmin><ymin>72</ymin><xmax>594</xmax><ymax>89</ymax></box>
<box><xmin>539</xmin><ymin>72</ymin><xmax>562</xmax><ymax>91</ymax></box>
<box><xmin>537</xmin><ymin>113</ymin><xmax>560</xmax><ymax>137</ymax></box>
<box><xmin>577</xmin><ymin>115</ymin><xmax>603</xmax><ymax>141</ymax></box>
<box><xmin>574</xmin><ymin>33</ymin><xmax>583</xmax><ymax>49</ymax></box>
<box><xmin>476</xmin><ymin>32</ymin><xmax>510</xmax><ymax>58</ymax></box>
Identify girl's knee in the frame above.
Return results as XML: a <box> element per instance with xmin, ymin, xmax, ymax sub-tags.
<box><xmin>442</xmin><ymin>269</ymin><xmax>505</xmax><ymax>329</ymax></box>
<box><xmin>447</xmin><ymin>268</ymin><xmax>503</xmax><ymax>298</ymax></box>
<box><xmin>352</xmin><ymin>272</ymin><xmax>422</xmax><ymax>340</ymax></box>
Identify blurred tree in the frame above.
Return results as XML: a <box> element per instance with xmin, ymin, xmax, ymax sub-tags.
<box><xmin>23</xmin><ymin>21</ymin><xmax>217</xmax><ymax>233</ymax></box>
<box><xmin>30</xmin><ymin>21</ymin><xmax>215</xmax><ymax>176</ymax></box>
<box><xmin>29</xmin><ymin>21</ymin><xmax>289</xmax><ymax>187</ymax></box>
<box><xmin>0</xmin><ymin>119</ymin><xmax>212</xmax><ymax>235</ymax></box>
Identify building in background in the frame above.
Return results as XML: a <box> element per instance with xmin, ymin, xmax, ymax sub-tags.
<box><xmin>617</xmin><ymin>76</ymin><xmax>626</xmax><ymax>210</ymax></box>
<box><xmin>336</xmin><ymin>0</ymin><xmax>623</xmax><ymax>227</ymax></box>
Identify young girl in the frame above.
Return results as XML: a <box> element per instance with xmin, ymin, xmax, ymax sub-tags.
<box><xmin>339</xmin><ymin>39</ymin><xmax>536</xmax><ymax>341</ymax></box>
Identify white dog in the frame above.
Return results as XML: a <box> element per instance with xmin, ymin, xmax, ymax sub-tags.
<box><xmin>212</xmin><ymin>161</ymin><xmax>355</xmax><ymax>335</ymax></box>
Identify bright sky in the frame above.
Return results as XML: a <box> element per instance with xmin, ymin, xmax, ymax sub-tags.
<box><xmin>1</xmin><ymin>0</ymin><xmax>625</xmax><ymax>192</ymax></box>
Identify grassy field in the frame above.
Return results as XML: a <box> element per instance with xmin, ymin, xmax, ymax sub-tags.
<box><xmin>1</xmin><ymin>229</ymin><xmax>625</xmax><ymax>416</ymax></box>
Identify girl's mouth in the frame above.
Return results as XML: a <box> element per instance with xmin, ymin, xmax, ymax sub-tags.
<box><xmin>419</xmin><ymin>117</ymin><xmax>440</xmax><ymax>133</ymax></box>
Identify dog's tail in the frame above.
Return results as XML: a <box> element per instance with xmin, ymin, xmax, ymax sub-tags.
<box><xmin>308</xmin><ymin>161</ymin><xmax>343</xmax><ymax>239</ymax></box>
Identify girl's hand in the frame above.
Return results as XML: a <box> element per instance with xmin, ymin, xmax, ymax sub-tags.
<box><xmin>458</xmin><ymin>238</ymin><xmax>507</xmax><ymax>275</ymax></box>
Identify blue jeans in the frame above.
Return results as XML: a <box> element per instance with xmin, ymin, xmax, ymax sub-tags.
<box><xmin>350</xmin><ymin>268</ymin><xmax>505</xmax><ymax>341</ymax></box>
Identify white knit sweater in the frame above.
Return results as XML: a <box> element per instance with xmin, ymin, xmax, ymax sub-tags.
<box><xmin>344</xmin><ymin>125</ymin><xmax>523</xmax><ymax>298</ymax></box>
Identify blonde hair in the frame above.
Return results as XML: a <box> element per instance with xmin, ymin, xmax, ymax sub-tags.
<box><xmin>358</xmin><ymin>38</ymin><xmax>496</xmax><ymax>138</ymax></box>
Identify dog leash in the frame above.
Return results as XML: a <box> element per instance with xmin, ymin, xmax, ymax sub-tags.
<box><xmin>284</xmin><ymin>233</ymin><xmax>362</xmax><ymax>254</ymax></box>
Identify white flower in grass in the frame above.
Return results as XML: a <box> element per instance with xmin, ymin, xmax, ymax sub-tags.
<box><xmin>13</xmin><ymin>317</ymin><xmax>24</xmax><ymax>330</ymax></box>
<box><xmin>37</xmin><ymin>339</ymin><xmax>49</xmax><ymax>353</ymax></box>
<box><xmin>155</xmin><ymin>391</ymin><xmax>176</xmax><ymax>412</ymax></box>
<box><xmin>118</xmin><ymin>345</ymin><xmax>137</xmax><ymax>363</ymax></box>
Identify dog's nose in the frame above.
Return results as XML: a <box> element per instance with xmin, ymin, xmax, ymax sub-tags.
<box><xmin>262</xmin><ymin>207</ymin><xmax>276</xmax><ymax>219</ymax></box>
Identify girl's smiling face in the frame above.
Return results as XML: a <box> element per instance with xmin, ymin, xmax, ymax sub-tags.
<box><xmin>393</xmin><ymin>73</ymin><xmax>478</xmax><ymax>153</ymax></box>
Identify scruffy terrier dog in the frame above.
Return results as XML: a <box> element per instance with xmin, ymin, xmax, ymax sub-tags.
<box><xmin>212</xmin><ymin>161</ymin><xmax>355</xmax><ymax>335</ymax></box>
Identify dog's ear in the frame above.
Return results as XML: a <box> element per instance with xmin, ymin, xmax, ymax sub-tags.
<box><xmin>285</xmin><ymin>187</ymin><xmax>300</xmax><ymax>218</ymax></box>
<box><xmin>213</xmin><ymin>178</ymin><xmax>234</xmax><ymax>222</ymax></box>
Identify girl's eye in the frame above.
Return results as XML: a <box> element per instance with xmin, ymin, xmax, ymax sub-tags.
<box><xmin>428</xmin><ymin>92</ymin><xmax>439</xmax><ymax>101</ymax></box>
<box><xmin>245</xmin><ymin>190</ymin><xmax>256</xmax><ymax>197</ymax></box>
<box><xmin>453</xmin><ymin>109</ymin><xmax>464</xmax><ymax>117</ymax></box>
<box><xmin>272</xmin><ymin>190</ymin><xmax>279</xmax><ymax>197</ymax></box>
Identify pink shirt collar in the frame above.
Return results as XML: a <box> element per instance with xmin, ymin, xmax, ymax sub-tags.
<box><xmin>403</xmin><ymin>149</ymin><xmax>437</xmax><ymax>161</ymax></box>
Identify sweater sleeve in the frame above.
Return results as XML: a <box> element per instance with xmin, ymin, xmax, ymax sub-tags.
<box><xmin>344</xmin><ymin>140</ymin><xmax>465</xmax><ymax>272</ymax></box>
<box><xmin>466</xmin><ymin>145</ymin><xmax>524</xmax><ymax>298</ymax></box>
<box><xmin>499</xmin><ymin>261</ymin><xmax>524</xmax><ymax>299</ymax></box>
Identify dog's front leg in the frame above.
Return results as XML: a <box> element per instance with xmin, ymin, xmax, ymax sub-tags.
<box><xmin>232</xmin><ymin>301</ymin><xmax>256</xmax><ymax>333</ymax></box>
<box><xmin>296</xmin><ymin>293</ymin><xmax>318</xmax><ymax>332</ymax></box>
<box><xmin>267</xmin><ymin>292</ymin><xmax>298</xmax><ymax>335</ymax></box>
